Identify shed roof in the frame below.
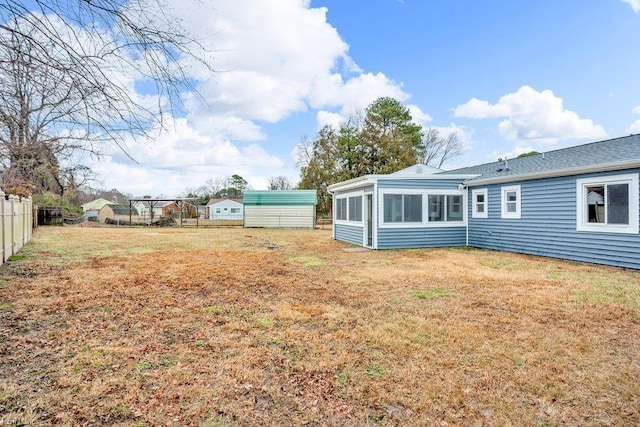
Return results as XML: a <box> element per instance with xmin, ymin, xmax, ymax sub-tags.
<box><xmin>243</xmin><ymin>190</ymin><xmax>317</xmax><ymax>206</ymax></box>
<box><xmin>105</xmin><ymin>204</ymin><xmax>138</xmax><ymax>215</ymax></box>
<box><xmin>440</xmin><ymin>134</ymin><xmax>640</xmax><ymax>185</ymax></box>
<box><xmin>81</xmin><ymin>198</ymin><xmax>114</xmax><ymax>210</ymax></box>
<box><xmin>207</xmin><ymin>198</ymin><xmax>243</xmax><ymax>206</ymax></box>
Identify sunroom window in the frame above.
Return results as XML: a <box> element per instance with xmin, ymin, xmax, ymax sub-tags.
<box><xmin>335</xmin><ymin>195</ymin><xmax>362</xmax><ymax>223</ymax></box>
<box><xmin>383</xmin><ymin>194</ymin><xmax>422</xmax><ymax>223</ymax></box>
<box><xmin>348</xmin><ymin>196</ymin><xmax>362</xmax><ymax>222</ymax></box>
<box><xmin>428</xmin><ymin>194</ymin><xmax>463</xmax><ymax>222</ymax></box>
<box><xmin>335</xmin><ymin>198</ymin><xmax>347</xmax><ymax>221</ymax></box>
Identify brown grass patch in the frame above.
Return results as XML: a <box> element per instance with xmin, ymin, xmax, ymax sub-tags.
<box><xmin>0</xmin><ymin>227</ymin><xmax>639</xmax><ymax>425</ymax></box>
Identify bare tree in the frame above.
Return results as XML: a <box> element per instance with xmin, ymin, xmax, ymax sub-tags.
<box><xmin>0</xmin><ymin>0</ymin><xmax>213</xmax><ymax>194</ymax></box>
<box><xmin>0</xmin><ymin>30</ymin><xmax>98</xmax><ymax>195</ymax></box>
<box><xmin>268</xmin><ymin>176</ymin><xmax>296</xmax><ymax>190</ymax></box>
<box><xmin>294</xmin><ymin>135</ymin><xmax>314</xmax><ymax>169</ymax></box>
<box><xmin>418</xmin><ymin>128</ymin><xmax>462</xmax><ymax>169</ymax></box>
<box><xmin>204</xmin><ymin>177</ymin><xmax>229</xmax><ymax>197</ymax></box>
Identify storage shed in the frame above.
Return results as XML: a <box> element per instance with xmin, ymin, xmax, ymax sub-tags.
<box><xmin>98</xmin><ymin>204</ymin><xmax>139</xmax><ymax>224</ymax></box>
<box><xmin>243</xmin><ymin>190</ymin><xmax>317</xmax><ymax>228</ymax></box>
<box><xmin>81</xmin><ymin>198</ymin><xmax>114</xmax><ymax>221</ymax></box>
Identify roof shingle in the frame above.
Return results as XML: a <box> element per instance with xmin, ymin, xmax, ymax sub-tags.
<box><xmin>439</xmin><ymin>135</ymin><xmax>640</xmax><ymax>183</ymax></box>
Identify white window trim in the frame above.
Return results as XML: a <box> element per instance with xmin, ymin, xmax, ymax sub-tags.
<box><xmin>379</xmin><ymin>189</ymin><xmax>466</xmax><ymax>228</ymax></box>
<box><xmin>335</xmin><ymin>191</ymin><xmax>364</xmax><ymax>226</ymax></box>
<box><xmin>472</xmin><ymin>188</ymin><xmax>488</xmax><ymax>219</ymax></box>
<box><xmin>501</xmin><ymin>185</ymin><xmax>521</xmax><ymax>219</ymax></box>
<box><xmin>576</xmin><ymin>173</ymin><xmax>639</xmax><ymax>234</ymax></box>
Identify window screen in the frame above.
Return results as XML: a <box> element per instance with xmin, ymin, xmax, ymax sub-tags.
<box><xmin>348</xmin><ymin>196</ymin><xmax>362</xmax><ymax>222</ymax></box>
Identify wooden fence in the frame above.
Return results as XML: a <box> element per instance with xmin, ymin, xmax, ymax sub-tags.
<box><xmin>1</xmin><ymin>190</ymin><xmax>34</xmax><ymax>264</ymax></box>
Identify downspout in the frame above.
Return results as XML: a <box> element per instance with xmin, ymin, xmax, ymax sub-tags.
<box><xmin>462</xmin><ymin>184</ymin><xmax>469</xmax><ymax>247</ymax></box>
<box><xmin>373</xmin><ymin>179</ymin><xmax>378</xmax><ymax>249</ymax></box>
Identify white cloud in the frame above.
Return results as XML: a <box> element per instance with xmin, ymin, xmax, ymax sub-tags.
<box><xmin>627</xmin><ymin>105</ymin><xmax>640</xmax><ymax>134</ymax></box>
<box><xmin>626</xmin><ymin>121</ymin><xmax>640</xmax><ymax>134</ymax></box>
<box><xmin>407</xmin><ymin>105</ymin><xmax>433</xmax><ymax>126</ymax></box>
<box><xmin>90</xmin><ymin>116</ymin><xmax>284</xmax><ymax>195</ymax></box>
<box><xmin>316</xmin><ymin>111</ymin><xmax>344</xmax><ymax>130</ymax></box>
<box><xmin>125</xmin><ymin>118</ymin><xmax>246</xmax><ymax>169</ymax></box>
<box><xmin>55</xmin><ymin>0</ymin><xmax>425</xmax><ymax>195</ymax></box>
<box><xmin>308</xmin><ymin>72</ymin><xmax>410</xmax><ymax>117</ymax></box>
<box><xmin>454</xmin><ymin>86</ymin><xmax>606</xmax><ymax>142</ymax></box>
<box><xmin>452</xmin><ymin>98</ymin><xmax>510</xmax><ymax>119</ymax></box>
<box><xmin>178</xmin><ymin>0</ymin><xmax>409</xmax><ymax>126</ymax></box>
<box><xmin>430</xmin><ymin>123</ymin><xmax>473</xmax><ymax>149</ymax></box>
<box><xmin>621</xmin><ymin>0</ymin><xmax>640</xmax><ymax>13</ymax></box>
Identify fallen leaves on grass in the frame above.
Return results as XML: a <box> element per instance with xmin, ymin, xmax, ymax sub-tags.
<box><xmin>0</xmin><ymin>227</ymin><xmax>638</xmax><ymax>425</ymax></box>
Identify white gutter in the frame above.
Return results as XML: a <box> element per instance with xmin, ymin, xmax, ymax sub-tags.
<box><xmin>328</xmin><ymin>174</ymin><xmax>480</xmax><ymax>193</ymax></box>
<box><xmin>464</xmin><ymin>159</ymin><xmax>640</xmax><ymax>187</ymax></box>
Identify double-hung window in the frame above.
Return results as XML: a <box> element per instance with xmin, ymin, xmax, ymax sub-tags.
<box><xmin>472</xmin><ymin>189</ymin><xmax>488</xmax><ymax>218</ymax></box>
<box><xmin>501</xmin><ymin>185</ymin><xmax>521</xmax><ymax>219</ymax></box>
<box><xmin>576</xmin><ymin>174</ymin><xmax>639</xmax><ymax>234</ymax></box>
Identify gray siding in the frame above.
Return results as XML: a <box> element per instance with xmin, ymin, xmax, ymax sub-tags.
<box><xmin>333</xmin><ymin>186</ymin><xmax>372</xmax><ymax>245</ymax></box>
<box><xmin>335</xmin><ymin>224</ymin><xmax>364</xmax><ymax>246</ymax></box>
<box><xmin>468</xmin><ymin>169</ymin><xmax>640</xmax><ymax>269</ymax></box>
<box><xmin>377</xmin><ymin>227</ymin><xmax>466</xmax><ymax>249</ymax></box>
<box><xmin>376</xmin><ymin>178</ymin><xmax>466</xmax><ymax>249</ymax></box>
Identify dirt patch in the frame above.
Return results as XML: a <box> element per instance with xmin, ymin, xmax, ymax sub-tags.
<box><xmin>0</xmin><ymin>227</ymin><xmax>638</xmax><ymax>425</ymax></box>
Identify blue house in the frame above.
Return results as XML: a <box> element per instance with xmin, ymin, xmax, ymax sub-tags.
<box><xmin>328</xmin><ymin>135</ymin><xmax>640</xmax><ymax>269</ymax></box>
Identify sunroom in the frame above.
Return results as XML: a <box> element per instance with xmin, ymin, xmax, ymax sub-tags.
<box><xmin>328</xmin><ymin>165</ymin><xmax>477</xmax><ymax>249</ymax></box>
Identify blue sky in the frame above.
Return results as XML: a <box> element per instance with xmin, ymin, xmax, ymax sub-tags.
<box><xmin>61</xmin><ymin>1</ymin><xmax>640</xmax><ymax>195</ymax></box>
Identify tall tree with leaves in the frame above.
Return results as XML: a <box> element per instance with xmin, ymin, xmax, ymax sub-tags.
<box><xmin>355</xmin><ymin>97</ymin><xmax>423</xmax><ymax>175</ymax></box>
<box><xmin>228</xmin><ymin>174</ymin><xmax>248</xmax><ymax>198</ymax></box>
<box><xmin>297</xmin><ymin>126</ymin><xmax>340</xmax><ymax>216</ymax></box>
<box><xmin>336</xmin><ymin>115</ymin><xmax>363</xmax><ymax>181</ymax></box>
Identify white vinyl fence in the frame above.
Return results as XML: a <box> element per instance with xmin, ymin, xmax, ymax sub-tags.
<box><xmin>1</xmin><ymin>190</ymin><xmax>33</xmax><ymax>264</ymax></box>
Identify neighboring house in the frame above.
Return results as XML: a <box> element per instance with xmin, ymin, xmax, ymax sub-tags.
<box><xmin>207</xmin><ymin>198</ymin><xmax>243</xmax><ymax>220</ymax></box>
<box><xmin>243</xmin><ymin>190</ymin><xmax>317</xmax><ymax>228</ymax></box>
<box><xmin>81</xmin><ymin>198</ymin><xmax>114</xmax><ymax>221</ymax></box>
<box><xmin>132</xmin><ymin>200</ymin><xmax>163</xmax><ymax>222</ymax></box>
<box><xmin>98</xmin><ymin>204</ymin><xmax>139</xmax><ymax>223</ymax></box>
<box><xmin>328</xmin><ymin>135</ymin><xmax>640</xmax><ymax>270</ymax></box>
<box><xmin>132</xmin><ymin>200</ymin><xmax>154</xmax><ymax>222</ymax></box>
<box><xmin>160</xmin><ymin>201</ymin><xmax>181</xmax><ymax>218</ymax></box>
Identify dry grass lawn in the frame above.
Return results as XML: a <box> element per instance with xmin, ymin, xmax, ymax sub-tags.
<box><xmin>0</xmin><ymin>226</ymin><xmax>639</xmax><ymax>426</ymax></box>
